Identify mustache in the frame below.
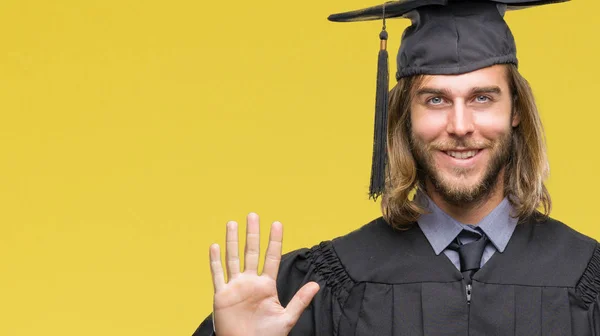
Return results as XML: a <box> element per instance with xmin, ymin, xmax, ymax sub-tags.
<box><xmin>427</xmin><ymin>139</ymin><xmax>493</xmax><ymax>151</ymax></box>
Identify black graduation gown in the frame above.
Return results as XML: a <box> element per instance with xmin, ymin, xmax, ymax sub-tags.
<box><xmin>194</xmin><ymin>216</ymin><xmax>600</xmax><ymax>335</ymax></box>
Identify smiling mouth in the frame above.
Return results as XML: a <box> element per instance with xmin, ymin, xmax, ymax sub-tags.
<box><xmin>444</xmin><ymin>149</ymin><xmax>481</xmax><ymax>159</ymax></box>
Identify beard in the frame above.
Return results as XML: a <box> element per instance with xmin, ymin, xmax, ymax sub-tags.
<box><xmin>410</xmin><ymin>131</ymin><xmax>512</xmax><ymax>206</ymax></box>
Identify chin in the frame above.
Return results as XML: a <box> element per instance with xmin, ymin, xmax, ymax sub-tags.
<box><xmin>439</xmin><ymin>168</ymin><xmax>484</xmax><ymax>187</ymax></box>
<box><xmin>434</xmin><ymin>171</ymin><xmax>490</xmax><ymax>201</ymax></box>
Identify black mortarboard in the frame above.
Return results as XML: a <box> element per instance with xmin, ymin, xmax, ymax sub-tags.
<box><xmin>328</xmin><ymin>0</ymin><xmax>568</xmax><ymax>200</ymax></box>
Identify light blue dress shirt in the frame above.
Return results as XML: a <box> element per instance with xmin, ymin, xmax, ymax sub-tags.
<box><xmin>415</xmin><ymin>190</ymin><xmax>518</xmax><ymax>270</ymax></box>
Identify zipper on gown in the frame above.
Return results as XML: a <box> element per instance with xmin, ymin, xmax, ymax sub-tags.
<box><xmin>466</xmin><ymin>283</ymin><xmax>472</xmax><ymax>304</ymax></box>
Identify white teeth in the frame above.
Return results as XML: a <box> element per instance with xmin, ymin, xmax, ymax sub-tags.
<box><xmin>446</xmin><ymin>150</ymin><xmax>478</xmax><ymax>159</ymax></box>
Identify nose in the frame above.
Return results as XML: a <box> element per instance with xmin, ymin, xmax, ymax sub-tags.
<box><xmin>446</xmin><ymin>102</ymin><xmax>475</xmax><ymax>137</ymax></box>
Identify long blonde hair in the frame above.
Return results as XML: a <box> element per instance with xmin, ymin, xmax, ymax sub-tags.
<box><xmin>381</xmin><ymin>64</ymin><xmax>551</xmax><ymax>228</ymax></box>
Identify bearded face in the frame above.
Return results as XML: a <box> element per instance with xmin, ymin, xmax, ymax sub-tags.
<box><xmin>409</xmin><ymin>65</ymin><xmax>518</xmax><ymax>205</ymax></box>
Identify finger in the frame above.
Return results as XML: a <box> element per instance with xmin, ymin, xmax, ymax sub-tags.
<box><xmin>284</xmin><ymin>282</ymin><xmax>320</xmax><ymax>324</ymax></box>
<box><xmin>262</xmin><ymin>221</ymin><xmax>283</xmax><ymax>280</ymax></box>
<box><xmin>209</xmin><ymin>244</ymin><xmax>226</xmax><ymax>293</ymax></box>
<box><xmin>225</xmin><ymin>221</ymin><xmax>240</xmax><ymax>280</ymax></box>
<box><xmin>244</xmin><ymin>212</ymin><xmax>260</xmax><ymax>273</ymax></box>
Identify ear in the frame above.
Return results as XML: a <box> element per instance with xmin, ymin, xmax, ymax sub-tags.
<box><xmin>511</xmin><ymin>96</ymin><xmax>521</xmax><ymax>127</ymax></box>
<box><xmin>511</xmin><ymin>111</ymin><xmax>521</xmax><ymax>127</ymax></box>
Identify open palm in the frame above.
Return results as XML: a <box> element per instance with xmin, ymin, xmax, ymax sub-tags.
<box><xmin>209</xmin><ymin>213</ymin><xmax>320</xmax><ymax>336</ymax></box>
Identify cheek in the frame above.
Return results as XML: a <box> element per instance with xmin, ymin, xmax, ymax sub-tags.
<box><xmin>411</xmin><ymin>109</ymin><xmax>447</xmax><ymax>142</ymax></box>
<box><xmin>473</xmin><ymin>111</ymin><xmax>512</xmax><ymax>138</ymax></box>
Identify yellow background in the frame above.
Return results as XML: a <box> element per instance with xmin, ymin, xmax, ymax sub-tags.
<box><xmin>0</xmin><ymin>0</ymin><xmax>597</xmax><ymax>335</ymax></box>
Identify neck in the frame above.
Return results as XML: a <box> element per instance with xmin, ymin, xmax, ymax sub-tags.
<box><xmin>424</xmin><ymin>169</ymin><xmax>506</xmax><ymax>225</ymax></box>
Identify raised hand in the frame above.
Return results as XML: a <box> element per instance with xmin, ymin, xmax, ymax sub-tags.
<box><xmin>209</xmin><ymin>213</ymin><xmax>320</xmax><ymax>336</ymax></box>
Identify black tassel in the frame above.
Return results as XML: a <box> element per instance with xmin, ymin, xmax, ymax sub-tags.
<box><xmin>369</xmin><ymin>28</ymin><xmax>389</xmax><ymax>200</ymax></box>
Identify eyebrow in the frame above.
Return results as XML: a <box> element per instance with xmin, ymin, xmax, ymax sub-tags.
<box><xmin>415</xmin><ymin>87</ymin><xmax>452</xmax><ymax>97</ymax></box>
<box><xmin>470</xmin><ymin>86</ymin><xmax>502</xmax><ymax>95</ymax></box>
<box><xmin>414</xmin><ymin>86</ymin><xmax>503</xmax><ymax>97</ymax></box>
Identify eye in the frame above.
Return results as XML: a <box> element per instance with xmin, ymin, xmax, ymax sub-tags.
<box><xmin>427</xmin><ymin>97</ymin><xmax>445</xmax><ymax>105</ymax></box>
<box><xmin>475</xmin><ymin>95</ymin><xmax>491</xmax><ymax>103</ymax></box>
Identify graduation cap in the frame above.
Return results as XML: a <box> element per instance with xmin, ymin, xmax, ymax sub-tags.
<box><xmin>328</xmin><ymin>0</ymin><xmax>568</xmax><ymax>200</ymax></box>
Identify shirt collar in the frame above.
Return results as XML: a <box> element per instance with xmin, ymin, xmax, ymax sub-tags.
<box><xmin>415</xmin><ymin>189</ymin><xmax>518</xmax><ymax>255</ymax></box>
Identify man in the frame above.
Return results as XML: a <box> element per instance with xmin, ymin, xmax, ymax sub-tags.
<box><xmin>194</xmin><ymin>0</ymin><xmax>600</xmax><ymax>335</ymax></box>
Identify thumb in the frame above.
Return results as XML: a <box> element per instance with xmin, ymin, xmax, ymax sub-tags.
<box><xmin>284</xmin><ymin>282</ymin><xmax>320</xmax><ymax>325</ymax></box>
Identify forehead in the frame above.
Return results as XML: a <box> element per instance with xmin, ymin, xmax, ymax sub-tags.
<box><xmin>415</xmin><ymin>65</ymin><xmax>509</xmax><ymax>94</ymax></box>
